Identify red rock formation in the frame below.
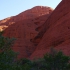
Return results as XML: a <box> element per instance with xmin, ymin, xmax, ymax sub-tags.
<box><xmin>0</xmin><ymin>6</ymin><xmax>53</xmax><ymax>31</ymax></box>
<box><xmin>2</xmin><ymin>6</ymin><xmax>53</xmax><ymax>58</ymax></box>
<box><xmin>30</xmin><ymin>0</ymin><xmax>70</xmax><ymax>59</ymax></box>
<box><xmin>18</xmin><ymin>6</ymin><xmax>53</xmax><ymax>19</ymax></box>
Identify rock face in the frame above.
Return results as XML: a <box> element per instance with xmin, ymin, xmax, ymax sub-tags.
<box><xmin>2</xmin><ymin>6</ymin><xmax>53</xmax><ymax>58</ymax></box>
<box><xmin>0</xmin><ymin>17</ymin><xmax>12</xmax><ymax>31</ymax></box>
<box><xmin>30</xmin><ymin>0</ymin><xmax>70</xmax><ymax>59</ymax></box>
<box><xmin>18</xmin><ymin>6</ymin><xmax>53</xmax><ymax>19</ymax></box>
<box><xmin>0</xmin><ymin>6</ymin><xmax>53</xmax><ymax>31</ymax></box>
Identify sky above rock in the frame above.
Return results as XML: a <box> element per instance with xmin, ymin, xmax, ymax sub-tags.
<box><xmin>0</xmin><ymin>0</ymin><xmax>61</xmax><ymax>20</ymax></box>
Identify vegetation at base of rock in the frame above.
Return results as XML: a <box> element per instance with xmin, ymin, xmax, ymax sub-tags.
<box><xmin>0</xmin><ymin>31</ymin><xmax>17</xmax><ymax>70</ymax></box>
<box><xmin>17</xmin><ymin>49</ymin><xmax>70</xmax><ymax>70</ymax></box>
<box><xmin>0</xmin><ymin>31</ymin><xmax>70</xmax><ymax>70</ymax></box>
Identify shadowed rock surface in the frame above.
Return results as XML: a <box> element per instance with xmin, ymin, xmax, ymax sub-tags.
<box><xmin>30</xmin><ymin>0</ymin><xmax>70</xmax><ymax>59</ymax></box>
<box><xmin>2</xmin><ymin>6</ymin><xmax>53</xmax><ymax>58</ymax></box>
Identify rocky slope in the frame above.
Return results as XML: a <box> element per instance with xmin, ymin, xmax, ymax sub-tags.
<box><xmin>0</xmin><ymin>6</ymin><xmax>53</xmax><ymax>31</ymax></box>
<box><xmin>2</xmin><ymin>6</ymin><xmax>53</xmax><ymax>58</ymax></box>
<box><xmin>30</xmin><ymin>0</ymin><xmax>70</xmax><ymax>59</ymax></box>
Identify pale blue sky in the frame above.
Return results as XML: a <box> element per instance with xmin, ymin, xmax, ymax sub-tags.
<box><xmin>0</xmin><ymin>0</ymin><xmax>61</xmax><ymax>20</ymax></box>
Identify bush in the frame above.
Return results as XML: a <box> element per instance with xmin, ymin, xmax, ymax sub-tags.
<box><xmin>44</xmin><ymin>48</ymin><xmax>70</xmax><ymax>70</ymax></box>
<box><xmin>0</xmin><ymin>31</ymin><xmax>70</xmax><ymax>70</ymax></box>
<box><xmin>0</xmin><ymin>31</ymin><xmax>17</xmax><ymax>70</ymax></box>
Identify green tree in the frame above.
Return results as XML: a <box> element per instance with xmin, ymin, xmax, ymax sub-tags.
<box><xmin>0</xmin><ymin>31</ymin><xmax>17</xmax><ymax>70</ymax></box>
<box><xmin>44</xmin><ymin>48</ymin><xmax>70</xmax><ymax>70</ymax></box>
<box><xmin>17</xmin><ymin>48</ymin><xmax>70</xmax><ymax>70</ymax></box>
